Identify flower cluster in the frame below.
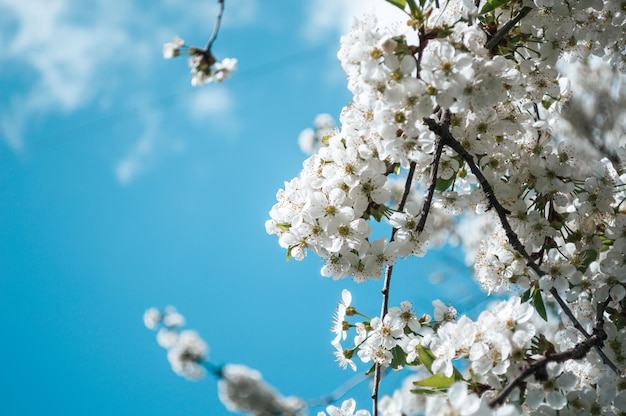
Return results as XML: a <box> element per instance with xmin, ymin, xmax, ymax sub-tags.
<box><xmin>266</xmin><ymin>132</ymin><xmax>405</xmax><ymax>282</ymax></box>
<box><xmin>266</xmin><ymin>0</ymin><xmax>626</xmax><ymax>412</ymax></box>
<box><xmin>158</xmin><ymin>0</ymin><xmax>626</xmax><ymax>414</ymax></box>
<box><xmin>145</xmin><ymin>307</ymin><xmax>306</xmax><ymax>415</ymax></box>
<box><xmin>162</xmin><ymin>36</ymin><xmax>237</xmax><ymax>86</ymax></box>
<box><xmin>143</xmin><ymin>306</ymin><xmax>208</xmax><ymax>380</ymax></box>
<box><xmin>218</xmin><ymin>364</ymin><xmax>305</xmax><ymax>416</ymax></box>
<box><xmin>332</xmin><ymin>292</ymin><xmax>626</xmax><ymax>415</ymax></box>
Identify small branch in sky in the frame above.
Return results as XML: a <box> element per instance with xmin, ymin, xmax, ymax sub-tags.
<box><xmin>306</xmin><ymin>372</ymin><xmax>371</xmax><ymax>408</ymax></box>
<box><xmin>205</xmin><ymin>0</ymin><xmax>226</xmax><ymax>51</ymax></box>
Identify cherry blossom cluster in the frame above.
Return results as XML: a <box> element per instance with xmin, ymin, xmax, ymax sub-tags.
<box><xmin>154</xmin><ymin>0</ymin><xmax>626</xmax><ymax>414</ymax></box>
<box><xmin>267</xmin><ymin>132</ymin><xmax>404</xmax><ymax>282</ymax></box>
<box><xmin>143</xmin><ymin>306</ymin><xmax>208</xmax><ymax>380</ymax></box>
<box><xmin>331</xmin><ymin>291</ymin><xmax>626</xmax><ymax>415</ymax></box>
<box><xmin>144</xmin><ymin>307</ymin><xmax>306</xmax><ymax>415</ymax></box>
<box><xmin>218</xmin><ymin>364</ymin><xmax>305</xmax><ymax>416</ymax></box>
<box><xmin>163</xmin><ymin>36</ymin><xmax>237</xmax><ymax>86</ymax></box>
<box><xmin>266</xmin><ymin>0</ymin><xmax>626</xmax><ymax>414</ymax></box>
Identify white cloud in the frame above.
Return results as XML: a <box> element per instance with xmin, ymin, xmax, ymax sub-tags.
<box><xmin>302</xmin><ymin>0</ymin><xmax>406</xmax><ymax>42</ymax></box>
<box><xmin>0</xmin><ymin>0</ymin><xmax>253</xmax><ymax>153</ymax></box>
<box><xmin>0</xmin><ymin>0</ymin><xmax>128</xmax><ymax>150</ymax></box>
<box><xmin>187</xmin><ymin>86</ymin><xmax>234</xmax><ymax>121</ymax></box>
<box><xmin>114</xmin><ymin>110</ymin><xmax>160</xmax><ymax>185</ymax></box>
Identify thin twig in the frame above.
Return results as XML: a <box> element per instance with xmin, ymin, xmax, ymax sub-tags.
<box><xmin>307</xmin><ymin>372</ymin><xmax>371</xmax><ymax>407</ymax></box>
<box><xmin>373</xmin><ymin>161</ymin><xmax>418</xmax><ymax>416</ymax></box>
<box><xmin>485</xmin><ymin>6</ymin><xmax>533</xmax><ymax>52</ymax></box>
<box><xmin>202</xmin><ymin>361</ymin><xmax>224</xmax><ymax>377</ymax></box>
<box><xmin>205</xmin><ymin>0</ymin><xmax>225</xmax><ymax>50</ymax></box>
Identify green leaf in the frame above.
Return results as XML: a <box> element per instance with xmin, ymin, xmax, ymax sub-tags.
<box><xmin>435</xmin><ymin>175</ymin><xmax>455</xmax><ymax>192</ymax></box>
<box><xmin>385</xmin><ymin>0</ymin><xmax>407</xmax><ymax>11</ymax></box>
<box><xmin>410</xmin><ymin>387</ymin><xmax>446</xmax><ymax>395</ymax></box>
<box><xmin>520</xmin><ymin>287</ymin><xmax>532</xmax><ymax>303</ymax></box>
<box><xmin>480</xmin><ymin>0</ymin><xmax>514</xmax><ymax>14</ymax></box>
<box><xmin>406</xmin><ymin>0</ymin><xmax>418</xmax><ymax>14</ymax></box>
<box><xmin>452</xmin><ymin>366</ymin><xmax>464</xmax><ymax>382</ymax></box>
<box><xmin>414</xmin><ymin>373</ymin><xmax>456</xmax><ymax>389</ymax></box>
<box><xmin>417</xmin><ymin>345</ymin><xmax>436</xmax><ymax>373</ymax></box>
<box><xmin>286</xmin><ymin>247</ymin><xmax>293</xmax><ymax>262</ymax></box>
<box><xmin>532</xmin><ymin>288</ymin><xmax>547</xmax><ymax>321</ymax></box>
<box><xmin>391</xmin><ymin>345</ymin><xmax>407</xmax><ymax>369</ymax></box>
<box><xmin>365</xmin><ymin>364</ymin><xmax>376</xmax><ymax>376</ymax></box>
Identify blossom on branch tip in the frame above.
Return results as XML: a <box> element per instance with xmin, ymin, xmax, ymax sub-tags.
<box><xmin>162</xmin><ymin>36</ymin><xmax>237</xmax><ymax>86</ymax></box>
<box><xmin>167</xmin><ymin>330</ymin><xmax>208</xmax><ymax>380</ymax></box>
<box><xmin>163</xmin><ymin>36</ymin><xmax>184</xmax><ymax>59</ymax></box>
<box><xmin>144</xmin><ymin>306</ymin><xmax>209</xmax><ymax>380</ymax></box>
<box><xmin>190</xmin><ymin>54</ymin><xmax>238</xmax><ymax>86</ymax></box>
<box><xmin>218</xmin><ymin>364</ymin><xmax>305</xmax><ymax>416</ymax></box>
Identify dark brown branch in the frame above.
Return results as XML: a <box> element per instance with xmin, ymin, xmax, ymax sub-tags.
<box><xmin>416</xmin><ymin>115</ymin><xmax>446</xmax><ymax>234</ymax></box>
<box><xmin>396</xmin><ymin>161</ymin><xmax>417</xmax><ymax>215</ymax></box>
<box><xmin>423</xmin><ymin>116</ymin><xmax>622</xmax><ymax>376</ymax></box>
<box><xmin>384</xmin><ymin>162</ymin><xmax>400</xmax><ymax>176</ymax></box>
<box><xmin>548</xmin><ymin>287</ymin><xmax>620</xmax><ymax>375</ymax></box>
<box><xmin>485</xmin><ymin>6</ymin><xmax>533</xmax><ymax>52</ymax></box>
<box><xmin>489</xmin><ymin>300</ymin><xmax>610</xmax><ymax>407</ymax></box>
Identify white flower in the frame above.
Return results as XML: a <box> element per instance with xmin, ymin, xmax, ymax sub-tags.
<box><xmin>389</xmin><ymin>301</ymin><xmax>421</xmax><ymax>333</ymax></box>
<box><xmin>324</xmin><ymin>398</ymin><xmax>370</xmax><ymax>416</ymax></box>
<box><xmin>163</xmin><ymin>36</ymin><xmax>184</xmax><ymax>59</ymax></box>
<box><xmin>432</xmin><ymin>300</ymin><xmax>457</xmax><ymax>322</ymax></box>
<box><xmin>332</xmin><ymin>341</ymin><xmax>357</xmax><ymax>371</ymax></box>
<box><xmin>167</xmin><ymin>330</ymin><xmax>208</xmax><ymax>380</ymax></box>
<box><xmin>212</xmin><ymin>57</ymin><xmax>238</xmax><ymax>82</ymax></box>
<box><xmin>370</xmin><ymin>314</ymin><xmax>403</xmax><ymax>349</ymax></box>
<box><xmin>424</xmin><ymin>382</ymin><xmax>488</xmax><ymax>416</ymax></box>
<box><xmin>189</xmin><ymin>54</ymin><xmax>237</xmax><ymax>86</ymax></box>
<box><xmin>143</xmin><ymin>307</ymin><xmax>161</xmax><ymax>329</ymax></box>
<box><xmin>162</xmin><ymin>305</ymin><xmax>185</xmax><ymax>327</ymax></box>
<box><xmin>331</xmin><ymin>289</ymin><xmax>353</xmax><ymax>343</ymax></box>
<box><xmin>156</xmin><ymin>327</ymin><xmax>178</xmax><ymax>349</ymax></box>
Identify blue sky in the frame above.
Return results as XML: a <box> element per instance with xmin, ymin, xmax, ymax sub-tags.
<box><xmin>0</xmin><ymin>1</ymin><xmax>488</xmax><ymax>415</ymax></box>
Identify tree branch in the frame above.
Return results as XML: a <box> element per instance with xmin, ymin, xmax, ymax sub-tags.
<box><xmin>423</xmin><ymin>116</ymin><xmax>622</xmax><ymax>376</ymax></box>
<box><xmin>485</xmin><ymin>6</ymin><xmax>533</xmax><ymax>52</ymax></box>
<box><xmin>489</xmin><ymin>300</ymin><xmax>611</xmax><ymax>407</ymax></box>
<box><xmin>416</xmin><ymin>114</ymin><xmax>447</xmax><ymax>234</ymax></box>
